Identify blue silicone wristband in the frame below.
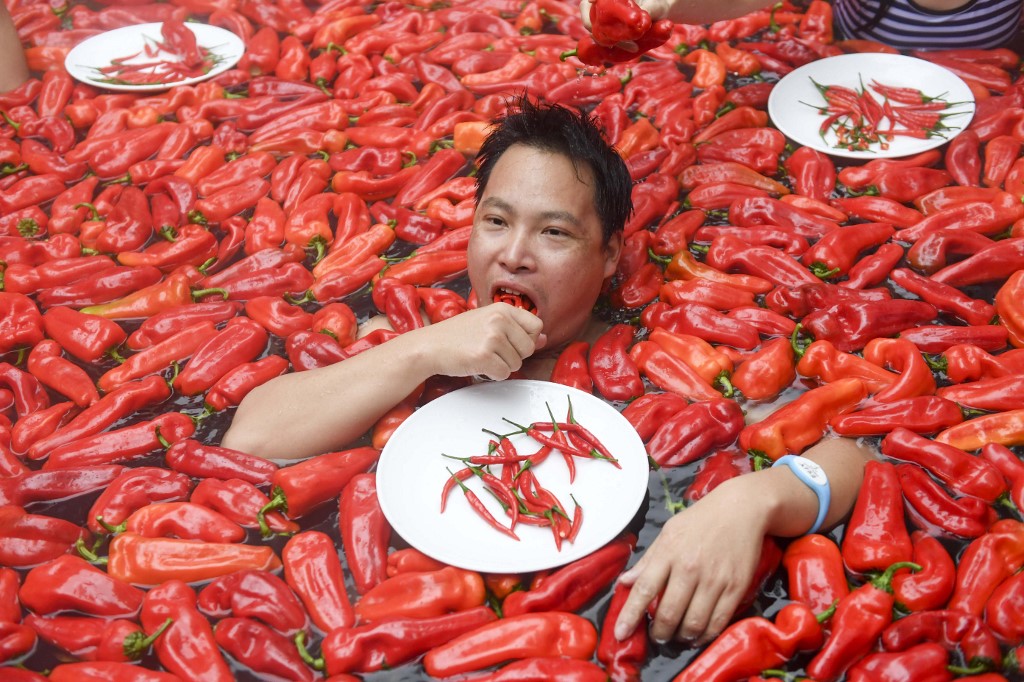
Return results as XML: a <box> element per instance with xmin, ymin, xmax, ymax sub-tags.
<box><xmin>772</xmin><ymin>454</ymin><xmax>830</xmax><ymax>535</ymax></box>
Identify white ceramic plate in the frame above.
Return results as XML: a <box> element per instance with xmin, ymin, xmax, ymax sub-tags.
<box><xmin>64</xmin><ymin>22</ymin><xmax>244</xmax><ymax>92</ymax></box>
<box><xmin>768</xmin><ymin>53</ymin><xmax>975</xmax><ymax>159</ymax></box>
<box><xmin>376</xmin><ymin>380</ymin><xmax>649</xmax><ymax>573</ymax></box>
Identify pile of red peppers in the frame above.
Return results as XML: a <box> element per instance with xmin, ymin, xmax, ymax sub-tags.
<box><xmin>4</xmin><ymin>0</ymin><xmax>1024</xmax><ymax>678</ymax></box>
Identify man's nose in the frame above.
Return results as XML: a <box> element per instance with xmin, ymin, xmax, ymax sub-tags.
<box><xmin>499</xmin><ymin>230</ymin><xmax>536</xmax><ymax>270</ymax></box>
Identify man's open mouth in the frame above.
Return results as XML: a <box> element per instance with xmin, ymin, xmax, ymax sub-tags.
<box><xmin>493</xmin><ymin>287</ymin><xmax>538</xmax><ymax>314</ymax></box>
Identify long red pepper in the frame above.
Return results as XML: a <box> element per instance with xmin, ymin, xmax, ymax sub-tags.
<box><xmin>282</xmin><ymin>531</ymin><xmax>355</xmax><ymax>632</ymax></box>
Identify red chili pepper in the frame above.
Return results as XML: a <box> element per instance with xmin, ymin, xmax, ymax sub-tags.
<box><xmin>674</xmin><ymin>602</ymin><xmax>825</xmax><ymax>682</ymax></box>
<box><xmin>980</xmin><ymin>442</ymin><xmax>1024</xmax><ymax>515</ymax></box>
<box><xmin>107</xmin><ymin>532</ymin><xmax>282</xmax><ymax>586</ymax></box>
<box><xmin>504</xmin><ymin>535</ymin><xmax>632</xmax><ymax>616</ymax></box>
<box><xmin>108</xmin><ymin>501</ymin><xmax>244</xmax><ymax>544</ymax></box>
<box><xmin>300</xmin><ymin>606</ymin><xmax>496</xmax><ymax>675</ymax></box>
<box><xmin>644</xmin><ymin>398</ymin><xmax>745</xmax><ymax>468</ymax></box>
<box><xmin>731</xmin><ymin>337</ymin><xmax>797</xmax><ymax>401</ymax></box>
<box><xmin>0</xmin><ymin>362</ymin><xmax>50</xmax><ymax>419</ymax></box>
<box><xmin>845</xmin><ymin>642</ymin><xmax>953</xmax><ymax>682</ymax></box>
<box><xmin>27</xmin><ymin>339</ymin><xmax>99</xmax><ymax>407</ymax></box>
<box><xmin>164</xmin><ymin>438</ymin><xmax>278</xmax><ymax>486</ymax></box>
<box><xmin>197</xmin><ymin>569</ymin><xmax>307</xmax><ymax>637</ymax></box>
<box><xmin>0</xmin><ymin>292</ymin><xmax>44</xmax><ymax>355</ymax></box>
<box><xmin>137</xmin><ymin>579</ymin><xmax>233</xmax><ymax>681</ymax></box>
<box><xmin>423</xmin><ymin>612</ymin><xmax>598</xmax><ymax>677</ymax></box>
<box><xmin>898</xmin><ymin>324</ymin><xmax>1009</xmax><ymax>354</ymax></box>
<box><xmin>99</xmin><ymin>322</ymin><xmax>219</xmax><ymax>393</ymax></box>
<box><xmin>897</xmin><ymin>463</ymin><xmax>996</xmax><ymax>539</ymax></box>
<box><xmin>782</xmin><ymin>533</ymin><xmax>849</xmax><ymax>616</ymax></box>
<box><xmin>20</xmin><ymin>554</ymin><xmax>145</xmax><ymax>618</ymax></box>
<box><xmin>881</xmin><ymin>427</ymin><xmax>1006</xmax><ymax>502</ymax></box>
<box><xmin>43</xmin><ymin>412</ymin><xmax>194</xmax><ymax>471</ymax></box>
<box><xmin>706</xmin><ymin>234</ymin><xmax>820</xmax><ymax>288</ymax></box>
<box><xmin>947</xmin><ymin>519</ymin><xmax>1024</xmax><ymax>617</ymax></box>
<box><xmin>0</xmin><ymin>505</ymin><xmax>88</xmax><ymax>568</ymax></box>
<box><xmin>641</xmin><ymin>301</ymin><xmax>761</xmax><ymax>350</ymax></box>
<box><xmin>26</xmin><ymin>613</ymin><xmax>171</xmax><ymax>663</ymax></box>
<box><xmin>806</xmin><ymin>561</ymin><xmax>922</xmax><ymax>682</ymax></box>
<box><xmin>800</xmin><ymin>299</ymin><xmax>937</xmax><ymax>353</ymax></box>
<box><xmin>587</xmin><ymin>323</ymin><xmax>644</xmax><ymax>402</ymax></box>
<box><xmin>282</xmin><ymin>531</ymin><xmax>355</xmax><ymax>632</ymax></box>
<box><xmin>829</xmin><ymin>395</ymin><xmax>963</xmax><ymax>437</ymax></box>
<box><xmin>339</xmin><ymin>472</ymin><xmax>390</xmax><ymax>595</ymax></box>
<box><xmin>87</xmin><ymin>467</ymin><xmax>192</xmax><ymax>537</ymax></box>
<box><xmin>27</xmin><ymin>375</ymin><xmax>171</xmax><ymax>461</ymax></box>
<box><xmin>839</xmin><ymin>460</ymin><xmax>914</xmax><ymax>574</ymax></box>
<box><xmin>261</xmin><ymin>447</ymin><xmax>379</xmax><ymax>523</ymax></box>
<box><xmin>740</xmin><ymin>378</ymin><xmax>867</xmax><ymax>460</ymax></box>
<box><xmin>892</xmin><ymin>530</ymin><xmax>956</xmax><ymax>613</ymax></box>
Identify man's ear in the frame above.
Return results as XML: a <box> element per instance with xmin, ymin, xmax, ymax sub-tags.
<box><xmin>603</xmin><ymin>231</ymin><xmax>624</xmax><ymax>279</ymax></box>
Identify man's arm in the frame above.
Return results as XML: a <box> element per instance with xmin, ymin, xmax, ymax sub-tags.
<box><xmin>221</xmin><ymin>304</ymin><xmax>544</xmax><ymax>460</ymax></box>
<box><xmin>580</xmin><ymin>0</ymin><xmax>776</xmax><ymax>30</ymax></box>
<box><xmin>613</xmin><ymin>437</ymin><xmax>873</xmax><ymax>644</ymax></box>
<box><xmin>0</xmin><ymin>6</ymin><xmax>30</xmax><ymax>93</ymax></box>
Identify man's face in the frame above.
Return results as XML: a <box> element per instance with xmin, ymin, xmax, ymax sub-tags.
<box><xmin>468</xmin><ymin>144</ymin><xmax>622</xmax><ymax>351</ymax></box>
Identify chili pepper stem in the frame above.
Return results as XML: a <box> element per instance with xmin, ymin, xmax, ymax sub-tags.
<box><xmin>75</xmin><ymin>537</ymin><xmax>108</xmax><ymax>565</ymax></box>
<box><xmin>294</xmin><ymin>631</ymin><xmax>325</xmax><ymax>670</ymax></box>
<box><xmin>96</xmin><ymin>516</ymin><xmax>127</xmax><ymax>535</ymax></box>
<box><xmin>125</xmin><ymin>617</ymin><xmax>173</xmax><ymax>659</ymax></box>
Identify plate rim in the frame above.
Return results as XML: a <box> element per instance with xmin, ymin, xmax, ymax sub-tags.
<box><xmin>375</xmin><ymin>379</ymin><xmax>649</xmax><ymax>573</ymax></box>
<box><xmin>64</xmin><ymin>21</ymin><xmax>245</xmax><ymax>92</ymax></box>
<box><xmin>767</xmin><ymin>52</ymin><xmax>976</xmax><ymax>160</ymax></box>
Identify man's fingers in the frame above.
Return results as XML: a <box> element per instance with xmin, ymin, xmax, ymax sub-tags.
<box><xmin>650</xmin><ymin>568</ymin><xmax>695</xmax><ymax>644</ymax></box>
<box><xmin>613</xmin><ymin>560</ymin><xmax>662</xmax><ymax>641</ymax></box>
<box><xmin>675</xmin><ymin>576</ymin><xmax>726</xmax><ymax>643</ymax></box>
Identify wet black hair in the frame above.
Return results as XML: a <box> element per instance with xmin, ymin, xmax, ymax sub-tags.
<box><xmin>474</xmin><ymin>95</ymin><xmax>633</xmax><ymax>244</ymax></box>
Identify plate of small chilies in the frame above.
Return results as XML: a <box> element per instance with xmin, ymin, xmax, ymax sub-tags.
<box><xmin>64</xmin><ymin>20</ymin><xmax>245</xmax><ymax>91</ymax></box>
<box><xmin>376</xmin><ymin>380</ymin><xmax>650</xmax><ymax>573</ymax></box>
<box><xmin>768</xmin><ymin>53</ymin><xmax>976</xmax><ymax>159</ymax></box>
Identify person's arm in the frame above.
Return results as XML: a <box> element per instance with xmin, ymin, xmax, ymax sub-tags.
<box><xmin>579</xmin><ymin>0</ymin><xmax>775</xmax><ymax>30</ymax></box>
<box><xmin>613</xmin><ymin>437</ymin><xmax>874</xmax><ymax>644</ymax></box>
<box><xmin>221</xmin><ymin>304</ymin><xmax>544</xmax><ymax>460</ymax></box>
<box><xmin>0</xmin><ymin>5</ymin><xmax>30</xmax><ymax>93</ymax></box>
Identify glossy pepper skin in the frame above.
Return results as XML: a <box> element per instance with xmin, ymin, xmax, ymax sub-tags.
<box><xmin>354</xmin><ymin>565</ymin><xmax>486</xmax><ymax>623</ymax></box>
<box><xmin>829</xmin><ymin>395</ymin><xmax>964</xmax><ymax>437</ymax></box>
<box><xmin>423</xmin><ymin>612</ymin><xmax>598</xmax><ymax>678</ymax></box>
<box><xmin>87</xmin><ymin>467</ymin><xmax>192</xmax><ymax>536</ymax></box>
<box><xmin>845</xmin><ymin>642</ymin><xmax>953</xmax><ymax>682</ymax></box>
<box><xmin>841</xmin><ymin>460</ymin><xmax>913</xmax><ymax>574</ymax></box>
<box><xmin>20</xmin><ymin>555</ymin><xmax>145</xmax><ymax>618</ymax></box>
<box><xmin>806</xmin><ymin>561</ymin><xmax>922</xmax><ymax>682</ymax></box>
<box><xmin>782</xmin><ymin>533</ymin><xmax>849</xmax><ymax>616</ymax></box>
<box><xmin>504</xmin><ymin>535</ymin><xmax>633</xmax><ymax>616</ymax></box>
<box><xmin>140</xmin><ymin>579</ymin><xmax>234</xmax><ymax>682</ymax></box>
<box><xmin>740</xmin><ymin>378</ymin><xmax>867</xmax><ymax>460</ymax></box>
<box><xmin>588</xmin><ymin>323</ymin><xmax>644</xmax><ymax>402</ymax></box>
<box><xmin>164</xmin><ymin>439</ymin><xmax>278</xmax><ymax>487</ymax></box>
<box><xmin>262</xmin><ymin>447</ymin><xmax>380</xmax><ymax>522</ymax></box>
<box><xmin>880</xmin><ymin>427</ymin><xmax>1007</xmax><ymax>503</ymax></box>
<box><xmin>646</xmin><ymin>399</ymin><xmax>745</xmax><ymax>468</ymax></box>
<box><xmin>801</xmin><ymin>300</ymin><xmax>938</xmax><ymax>353</ymax></box>
<box><xmin>673</xmin><ymin>602</ymin><xmax>824</xmax><ymax>682</ymax></box>
<box><xmin>107</xmin><ymin>532</ymin><xmax>282</xmax><ymax>586</ymax></box>
<box><xmin>282</xmin><ymin>531</ymin><xmax>355</xmax><ymax>633</ymax></box>
<box><xmin>24</xmin><ymin>613</ymin><xmax>170</xmax><ymax>662</ymax></box>
<box><xmin>947</xmin><ymin>519</ymin><xmax>1024</xmax><ymax>617</ymax></box>
<box><xmin>215</xmin><ymin>616</ymin><xmax>317</xmax><ymax>682</ymax></box>
<box><xmin>881</xmin><ymin>609</ymin><xmax>1001</xmax><ymax>671</ymax></box>
<box><xmin>338</xmin><ymin>473</ymin><xmax>390</xmax><ymax>595</ymax></box>
<box><xmin>197</xmin><ymin>569</ymin><xmax>307</xmax><ymax>636</ymax></box>
<box><xmin>0</xmin><ymin>505</ymin><xmax>88</xmax><ymax>568</ymax></box>
<box><xmin>893</xmin><ymin>530</ymin><xmax>956</xmax><ymax>612</ymax></box>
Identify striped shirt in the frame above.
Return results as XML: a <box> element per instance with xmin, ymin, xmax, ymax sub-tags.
<box><xmin>833</xmin><ymin>0</ymin><xmax>1022</xmax><ymax>49</ymax></box>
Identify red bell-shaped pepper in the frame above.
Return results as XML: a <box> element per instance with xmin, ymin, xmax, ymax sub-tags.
<box><xmin>282</xmin><ymin>531</ymin><xmax>355</xmax><ymax>632</ymax></box>
<box><xmin>841</xmin><ymin>460</ymin><xmax>913</xmax><ymax>574</ymax></box>
<box><xmin>139</xmin><ymin>579</ymin><xmax>234</xmax><ymax>682</ymax></box>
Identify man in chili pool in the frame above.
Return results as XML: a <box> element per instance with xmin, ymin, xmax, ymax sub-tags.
<box><xmin>223</xmin><ymin>97</ymin><xmax>872</xmax><ymax>648</ymax></box>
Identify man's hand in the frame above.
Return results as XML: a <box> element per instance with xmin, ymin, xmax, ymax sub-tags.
<box><xmin>423</xmin><ymin>303</ymin><xmax>546</xmax><ymax>380</ymax></box>
<box><xmin>613</xmin><ymin>476</ymin><xmax>770</xmax><ymax>644</ymax></box>
<box><xmin>579</xmin><ymin>0</ymin><xmax>671</xmax><ymax>30</ymax></box>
